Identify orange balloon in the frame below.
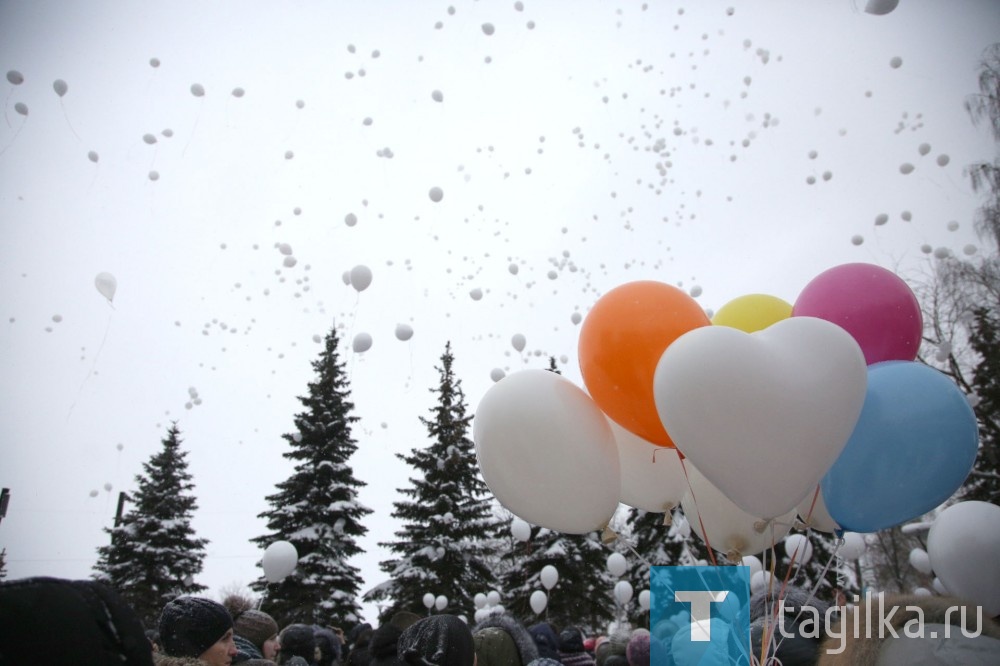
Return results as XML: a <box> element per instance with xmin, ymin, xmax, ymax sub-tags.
<box><xmin>579</xmin><ymin>281</ymin><xmax>711</xmax><ymax>446</ymax></box>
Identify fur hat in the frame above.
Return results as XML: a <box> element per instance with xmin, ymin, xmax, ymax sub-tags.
<box><xmin>625</xmin><ymin>633</ymin><xmax>649</xmax><ymax>666</ymax></box>
<box><xmin>399</xmin><ymin>614</ymin><xmax>476</xmax><ymax>666</ymax></box>
<box><xmin>233</xmin><ymin>609</ymin><xmax>279</xmax><ymax>650</ymax></box>
<box><xmin>528</xmin><ymin>623</ymin><xmax>560</xmax><ymax>660</ymax></box>
<box><xmin>158</xmin><ymin>596</ymin><xmax>233</xmax><ymax>658</ymax></box>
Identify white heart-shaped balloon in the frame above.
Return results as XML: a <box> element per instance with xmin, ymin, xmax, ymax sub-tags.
<box><xmin>654</xmin><ymin>316</ymin><xmax>867</xmax><ymax>519</ymax></box>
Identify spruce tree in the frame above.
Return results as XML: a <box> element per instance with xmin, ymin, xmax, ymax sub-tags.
<box><xmin>0</xmin><ymin>547</ymin><xmax>7</xmax><ymax>581</ymax></box>
<box><xmin>93</xmin><ymin>422</ymin><xmax>208</xmax><ymax>628</ymax></box>
<box><xmin>965</xmin><ymin>307</ymin><xmax>1000</xmax><ymax>504</ymax></box>
<box><xmin>251</xmin><ymin>325</ymin><xmax>372</xmax><ymax>626</ymax></box>
<box><xmin>367</xmin><ymin>342</ymin><xmax>498</xmax><ymax>620</ymax></box>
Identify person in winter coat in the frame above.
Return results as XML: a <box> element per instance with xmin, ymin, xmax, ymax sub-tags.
<box><xmin>398</xmin><ymin>614</ymin><xmax>476</xmax><ymax>666</ymax></box>
<box><xmin>368</xmin><ymin>611</ymin><xmax>422</xmax><ymax>666</ymax></box>
<box><xmin>313</xmin><ymin>625</ymin><xmax>342</xmax><ymax>666</ymax></box>
<box><xmin>227</xmin><ymin>604</ymin><xmax>279</xmax><ymax>663</ymax></box>
<box><xmin>624</xmin><ymin>631</ymin><xmax>648</xmax><ymax>666</ymax></box>
<box><xmin>593</xmin><ymin>633</ymin><xmax>627</xmax><ymax>666</ymax></box>
<box><xmin>816</xmin><ymin>593</ymin><xmax>1000</xmax><ymax>665</ymax></box>
<box><xmin>472</xmin><ymin>613</ymin><xmax>540</xmax><ymax>666</ymax></box>
<box><xmin>527</xmin><ymin>623</ymin><xmax>561</xmax><ymax>661</ymax></box>
<box><xmin>157</xmin><ymin>596</ymin><xmax>238</xmax><ymax>666</ymax></box>
<box><xmin>556</xmin><ymin>627</ymin><xmax>594</xmax><ymax>666</ymax></box>
<box><xmin>0</xmin><ymin>576</ymin><xmax>154</xmax><ymax>666</ymax></box>
<box><xmin>276</xmin><ymin>623</ymin><xmax>317</xmax><ymax>666</ymax></box>
<box><xmin>748</xmin><ymin>584</ymin><xmax>830</xmax><ymax>666</ymax></box>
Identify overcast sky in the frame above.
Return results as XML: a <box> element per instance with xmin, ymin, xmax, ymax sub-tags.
<box><xmin>1</xmin><ymin>0</ymin><xmax>998</xmax><ymax>623</ymax></box>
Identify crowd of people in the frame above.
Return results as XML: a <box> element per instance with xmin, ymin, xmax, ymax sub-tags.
<box><xmin>3</xmin><ymin>576</ymin><xmax>1000</xmax><ymax>665</ymax></box>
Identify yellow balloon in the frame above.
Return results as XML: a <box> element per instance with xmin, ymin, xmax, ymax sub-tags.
<box><xmin>712</xmin><ymin>294</ymin><xmax>792</xmax><ymax>332</ymax></box>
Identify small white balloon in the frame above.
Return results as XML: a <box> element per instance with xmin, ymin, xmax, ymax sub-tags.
<box><xmin>639</xmin><ymin>589</ymin><xmax>650</xmax><ymax>611</ymax></box>
<box><xmin>511</xmin><ymin>518</ymin><xmax>531</xmax><ymax>542</ymax></box>
<box><xmin>607</xmin><ymin>552</ymin><xmax>627</xmax><ymax>578</ymax></box>
<box><xmin>429</xmin><ymin>187</ymin><xmax>444</xmax><ymax>202</ymax></box>
<box><xmin>490</xmin><ymin>368</ymin><xmax>506</xmax><ymax>382</ymax></box>
<box><xmin>352</xmin><ymin>333</ymin><xmax>373</xmax><ymax>353</ymax></box>
<box><xmin>540</xmin><ymin>565</ymin><xmax>559</xmax><ymax>590</ymax></box>
<box><xmin>614</xmin><ymin>580</ymin><xmax>633</xmax><ymax>605</ymax></box>
<box><xmin>470</xmin><ymin>288</ymin><xmax>483</xmax><ymax>301</ymax></box>
<box><xmin>350</xmin><ymin>265</ymin><xmax>373</xmax><ymax>292</ymax></box>
<box><xmin>474</xmin><ymin>593</ymin><xmax>487</xmax><ymax>609</ymax></box>
<box><xmin>741</xmin><ymin>555</ymin><xmax>763</xmax><ymax>579</ymax></box>
<box><xmin>435</xmin><ymin>595</ymin><xmax>448</xmax><ymax>611</ymax></box>
<box><xmin>190</xmin><ymin>83</ymin><xmax>205</xmax><ymax>97</ymax></box>
<box><xmin>932</xmin><ymin>577</ymin><xmax>948</xmax><ymax>595</ymax></box>
<box><xmin>530</xmin><ymin>590</ymin><xmax>547</xmax><ymax>614</ymax></box>
<box><xmin>486</xmin><ymin>590</ymin><xmax>501</xmax><ymax>606</ymax></box>
<box><xmin>395</xmin><ymin>323</ymin><xmax>414</xmax><ymax>341</ymax></box>
<box><xmin>909</xmin><ymin>547</ymin><xmax>932</xmax><ymax>575</ymax></box>
<box><xmin>511</xmin><ymin>333</ymin><xmax>526</xmax><ymax>352</ymax></box>
<box><xmin>784</xmin><ymin>534</ymin><xmax>813</xmax><ymax>565</ymax></box>
<box><xmin>87</xmin><ymin>151</ymin><xmax>99</xmax><ymax>163</ymax></box>
<box><xmin>262</xmin><ymin>540</ymin><xmax>298</xmax><ymax>582</ymax></box>
<box><xmin>750</xmin><ymin>570</ymin><xmax>773</xmax><ymax>594</ymax></box>
<box><xmin>839</xmin><ymin>532</ymin><xmax>866</xmax><ymax>561</ymax></box>
<box><xmin>95</xmin><ymin>272</ymin><xmax>117</xmax><ymax>302</ymax></box>
<box><xmin>423</xmin><ymin>593</ymin><xmax>435</xmax><ymax>609</ymax></box>
<box><xmin>53</xmin><ymin>79</ymin><xmax>68</xmax><ymax>97</ymax></box>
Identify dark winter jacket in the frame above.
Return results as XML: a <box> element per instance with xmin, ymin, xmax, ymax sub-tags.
<box><xmin>528</xmin><ymin>623</ymin><xmax>561</xmax><ymax>661</ymax></box>
<box><xmin>0</xmin><ymin>576</ymin><xmax>154</xmax><ymax>666</ymax></box>
<box><xmin>473</xmin><ymin>613</ymin><xmax>540</xmax><ymax>666</ymax></box>
<box><xmin>398</xmin><ymin>614</ymin><xmax>476</xmax><ymax>666</ymax></box>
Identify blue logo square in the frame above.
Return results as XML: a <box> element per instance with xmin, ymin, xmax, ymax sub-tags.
<box><xmin>650</xmin><ymin>566</ymin><xmax>750</xmax><ymax>665</ymax></box>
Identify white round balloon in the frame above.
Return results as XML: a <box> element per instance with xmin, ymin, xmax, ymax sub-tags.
<box><xmin>486</xmin><ymin>590</ymin><xmax>501</xmax><ymax>606</ymax></box>
<box><xmin>839</xmin><ymin>532</ymin><xmax>867</xmax><ymax>561</ymax></box>
<box><xmin>511</xmin><ymin>333</ymin><xmax>526</xmax><ymax>352</ymax></box>
<box><xmin>474</xmin><ymin>593</ymin><xmax>487</xmax><ymax>609</ymax></box>
<box><xmin>394</xmin><ymin>323</ymin><xmax>414</xmax><ymax>341</ymax></box>
<box><xmin>638</xmin><ymin>589</ymin><xmax>650</xmax><ymax>611</ymax></box>
<box><xmin>530</xmin><ymin>590</ymin><xmax>547</xmax><ymax>615</ymax></box>
<box><xmin>435</xmin><ymin>595</ymin><xmax>448</xmax><ymax>611</ymax></box>
<box><xmin>262</xmin><ymin>541</ymin><xmax>298</xmax><ymax>583</ymax></box>
<box><xmin>94</xmin><ymin>272</ymin><xmax>118</xmax><ymax>302</ymax></box>
<box><xmin>741</xmin><ymin>555</ymin><xmax>763</xmax><ymax>580</ymax></box>
<box><xmin>614</xmin><ymin>580</ymin><xmax>634</xmax><ymax>605</ymax></box>
<box><xmin>423</xmin><ymin>593</ymin><xmax>435</xmax><ymax>609</ymax></box>
<box><xmin>540</xmin><ymin>565</ymin><xmax>559</xmax><ymax>590</ymax></box>
<box><xmin>350</xmin><ymin>265</ymin><xmax>373</xmax><ymax>292</ymax></box>
<box><xmin>511</xmin><ymin>518</ymin><xmax>531</xmax><ymax>542</ymax></box>
<box><xmin>784</xmin><ymin>534</ymin><xmax>813</xmax><ymax>565</ymax></box>
<box><xmin>607</xmin><ymin>552</ymin><xmax>627</xmax><ymax>578</ymax></box>
<box><xmin>352</xmin><ymin>332</ymin><xmax>372</xmax><ymax>353</ymax></box>
<box><xmin>927</xmin><ymin>500</ymin><xmax>1000</xmax><ymax>616</ymax></box>
<box><xmin>750</xmin><ymin>570</ymin><xmax>773</xmax><ymax>594</ymax></box>
<box><xmin>908</xmin><ymin>547</ymin><xmax>933</xmax><ymax>576</ymax></box>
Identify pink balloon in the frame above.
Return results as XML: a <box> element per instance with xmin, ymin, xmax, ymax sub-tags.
<box><xmin>793</xmin><ymin>263</ymin><xmax>922</xmax><ymax>365</ymax></box>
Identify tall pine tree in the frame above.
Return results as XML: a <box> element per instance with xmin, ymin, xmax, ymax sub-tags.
<box><xmin>251</xmin><ymin>325</ymin><xmax>372</xmax><ymax>626</ymax></box>
<box><xmin>93</xmin><ymin>422</ymin><xmax>208</xmax><ymax>628</ymax></box>
<box><xmin>367</xmin><ymin>342</ymin><xmax>498</xmax><ymax>621</ymax></box>
<box><xmin>965</xmin><ymin>307</ymin><xmax>1000</xmax><ymax>503</ymax></box>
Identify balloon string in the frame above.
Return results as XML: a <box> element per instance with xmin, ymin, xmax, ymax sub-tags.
<box><xmin>66</xmin><ymin>306</ymin><xmax>114</xmax><ymax>423</ymax></box>
<box><xmin>678</xmin><ymin>456</ymin><xmax>717</xmax><ymax>566</ymax></box>
<box><xmin>60</xmin><ymin>101</ymin><xmax>82</xmax><ymax>142</ymax></box>
<box><xmin>0</xmin><ymin>118</ymin><xmax>25</xmax><ymax>157</ymax></box>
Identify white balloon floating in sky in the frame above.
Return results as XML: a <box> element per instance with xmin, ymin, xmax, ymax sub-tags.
<box><xmin>864</xmin><ymin>0</ymin><xmax>899</xmax><ymax>15</ymax></box>
<box><xmin>53</xmin><ymin>79</ymin><xmax>68</xmax><ymax>97</ymax></box>
<box><xmin>190</xmin><ymin>83</ymin><xmax>205</xmax><ymax>97</ymax></box>
<box><xmin>95</xmin><ymin>272</ymin><xmax>117</xmax><ymax>302</ymax></box>
<box><xmin>87</xmin><ymin>151</ymin><xmax>99</xmax><ymax>163</ymax></box>
<box><xmin>851</xmin><ymin>235</ymin><xmax>864</xmax><ymax>246</ymax></box>
<box><xmin>14</xmin><ymin>102</ymin><xmax>27</xmax><ymax>116</ymax></box>
<box><xmin>511</xmin><ymin>333</ymin><xmax>526</xmax><ymax>352</ymax></box>
<box><xmin>839</xmin><ymin>532</ymin><xmax>867</xmax><ymax>561</ymax></box>
<box><xmin>470</xmin><ymin>288</ymin><xmax>483</xmax><ymax>301</ymax></box>
<box><xmin>889</xmin><ymin>56</ymin><xmax>903</xmax><ymax>69</ymax></box>
<box><xmin>429</xmin><ymin>187</ymin><xmax>444</xmax><ymax>203</ymax></box>
<box><xmin>490</xmin><ymin>368</ymin><xmax>505</xmax><ymax>382</ymax></box>
<box><xmin>570</xmin><ymin>312</ymin><xmax>582</xmax><ymax>325</ymax></box>
<box><xmin>482</xmin><ymin>23</ymin><xmax>496</xmax><ymax>35</ymax></box>
<box><xmin>639</xmin><ymin>589</ymin><xmax>650</xmax><ymax>611</ymax></box>
<box><xmin>899</xmin><ymin>162</ymin><xmax>914</xmax><ymax>175</ymax></box>
<box><xmin>530</xmin><ymin>590</ymin><xmax>547</xmax><ymax>615</ymax></box>
<box><xmin>614</xmin><ymin>580</ymin><xmax>634</xmax><ymax>605</ymax></box>
<box><xmin>936</xmin><ymin>154</ymin><xmax>950</xmax><ymax>166</ymax></box>
<box><xmin>232</xmin><ymin>87</ymin><xmax>245</xmax><ymax>98</ymax></box>
<box><xmin>345</xmin><ymin>213</ymin><xmax>358</xmax><ymax>227</ymax></box>
<box><xmin>511</xmin><ymin>518</ymin><xmax>531</xmax><ymax>542</ymax></box>
<box><xmin>607</xmin><ymin>552</ymin><xmax>627</xmax><ymax>578</ymax></box>
<box><xmin>423</xmin><ymin>593</ymin><xmax>435</xmax><ymax>609</ymax></box>
<box><xmin>432</xmin><ymin>90</ymin><xmax>444</xmax><ymax>102</ymax></box>
<box><xmin>143</xmin><ymin>133</ymin><xmax>157</xmax><ymax>145</ymax></box>
<box><xmin>508</xmin><ymin>263</ymin><xmax>519</xmax><ymax>275</ymax></box>
<box><xmin>89</xmin><ymin>489</ymin><xmax>99</xmax><ymax>498</ymax></box>
<box><xmin>352</xmin><ymin>332</ymin><xmax>372</xmax><ymax>353</ymax></box>
<box><xmin>262</xmin><ymin>540</ymin><xmax>298</xmax><ymax>582</ymax></box>
<box><xmin>918</xmin><ymin>143</ymin><xmax>931</xmax><ymax>156</ymax></box>
<box><xmin>6</xmin><ymin>70</ymin><xmax>24</xmax><ymax>85</ymax></box>
<box><xmin>395</xmin><ymin>323</ymin><xmax>414</xmax><ymax>341</ymax></box>
<box><xmin>784</xmin><ymin>534</ymin><xmax>813</xmax><ymax>565</ymax></box>
<box><xmin>874</xmin><ymin>213</ymin><xmax>888</xmax><ymax>226</ymax></box>
<box><xmin>350</xmin><ymin>265</ymin><xmax>373</xmax><ymax>292</ymax></box>
<box><xmin>540</xmin><ymin>565</ymin><xmax>559</xmax><ymax>590</ymax></box>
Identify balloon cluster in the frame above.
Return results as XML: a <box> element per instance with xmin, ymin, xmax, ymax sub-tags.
<box><xmin>474</xmin><ymin>263</ymin><xmax>979</xmax><ymax>558</ymax></box>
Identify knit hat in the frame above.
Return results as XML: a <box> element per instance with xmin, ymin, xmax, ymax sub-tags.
<box><xmin>158</xmin><ymin>596</ymin><xmax>233</xmax><ymax>658</ymax></box>
<box><xmin>474</xmin><ymin>626</ymin><xmax>521</xmax><ymax>666</ymax></box>
<box><xmin>625</xmin><ymin>633</ymin><xmax>649</xmax><ymax>666</ymax></box>
<box><xmin>279</xmin><ymin>623</ymin><xmax>317</xmax><ymax>660</ymax></box>
<box><xmin>233</xmin><ymin>609</ymin><xmax>279</xmax><ymax>650</ymax></box>
<box><xmin>399</xmin><ymin>615</ymin><xmax>476</xmax><ymax>666</ymax></box>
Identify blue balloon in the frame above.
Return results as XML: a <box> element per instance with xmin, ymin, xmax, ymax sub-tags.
<box><xmin>822</xmin><ymin>361</ymin><xmax>978</xmax><ymax>533</ymax></box>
